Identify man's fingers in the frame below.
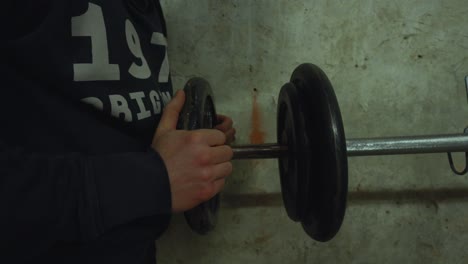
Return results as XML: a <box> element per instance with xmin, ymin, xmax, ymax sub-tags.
<box><xmin>193</xmin><ymin>129</ymin><xmax>227</xmax><ymax>146</ymax></box>
<box><xmin>200</xmin><ymin>173</ymin><xmax>228</xmax><ymax>202</ymax></box>
<box><xmin>215</xmin><ymin>114</ymin><xmax>235</xmax><ymax>144</ymax></box>
<box><xmin>211</xmin><ymin>162</ymin><xmax>233</xmax><ymax>181</ymax></box>
<box><xmin>156</xmin><ymin>90</ymin><xmax>185</xmax><ymax>136</ymax></box>
<box><xmin>224</xmin><ymin>128</ymin><xmax>236</xmax><ymax>144</ymax></box>
<box><xmin>211</xmin><ymin>174</ymin><xmax>227</xmax><ymax>193</ymax></box>
<box><xmin>215</xmin><ymin>114</ymin><xmax>233</xmax><ymax>132</ymax></box>
<box><xmin>207</xmin><ymin>145</ymin><xmax>233</xmax><ymax>164</ymax></box>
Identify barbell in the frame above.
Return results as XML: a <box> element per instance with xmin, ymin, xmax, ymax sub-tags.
<box><xmin>177</xmin><ymin>63</ymin><xmax>468</xmax><ymax>242</ymax></box>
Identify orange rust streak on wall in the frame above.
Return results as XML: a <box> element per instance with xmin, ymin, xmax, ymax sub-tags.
<box><xmin>249</xmin><ymin>92</ymin><xmax>265</xmax><ymax>144</ymax></box>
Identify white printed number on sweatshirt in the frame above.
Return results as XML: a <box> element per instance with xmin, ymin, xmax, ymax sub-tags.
<box><xmin>71</xmin><ymin>2</ymin><xmax>170</xmax><ymax>83</ymax></box>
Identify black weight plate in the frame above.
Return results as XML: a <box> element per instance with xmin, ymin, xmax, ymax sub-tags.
<box><xmin>291</xmin><ymin>63</ymin><xmax>348</xmax><ymax>242</ymax></box>
<box><xmin>277</xmin><ymin>82</ymin><xmax>311</xmax><ymax>222</ymax></box>
<box><xmin>178</xmin><ymin>77</ymin><xmax>220</xmax><ymax>235</ymax></box>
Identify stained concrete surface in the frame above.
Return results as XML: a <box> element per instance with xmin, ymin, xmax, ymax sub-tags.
<box><xmin>157</xmin><ymin>1</ymin><xmax>468</xmax><ymax>263</ymax></box>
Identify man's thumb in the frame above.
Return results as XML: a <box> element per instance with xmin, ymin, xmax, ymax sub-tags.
<box><xmin>156</xmin><ymin>90</ymin><xmax>185</xmax><ymax>136</ymax></box>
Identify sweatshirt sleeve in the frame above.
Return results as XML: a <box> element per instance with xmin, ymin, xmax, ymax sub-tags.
<box><xmin>0</xmin><ymin>141</ymin><xmax>171</xmax><ymax>256</ymax></box>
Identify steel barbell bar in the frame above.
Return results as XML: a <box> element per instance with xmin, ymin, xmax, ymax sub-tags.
<box><xmin>232</xmin><ymin>133</ymin><xmax>468</xmax><ymax>159</ymax></box>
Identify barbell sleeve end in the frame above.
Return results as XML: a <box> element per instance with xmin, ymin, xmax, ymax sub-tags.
<box><xmin>346</xmin><ymin>134</ymin><xmax>468</xmax><ymax>156</ymax></box>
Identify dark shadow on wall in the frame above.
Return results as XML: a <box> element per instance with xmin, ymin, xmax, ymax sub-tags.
<box><xmin>221</xmin><ymin>188</ymin><xmax>468</xmax><ymax>208</ymax></box>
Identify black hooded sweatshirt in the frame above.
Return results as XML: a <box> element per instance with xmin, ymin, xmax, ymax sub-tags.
<box><xmin>0</xmin><ymin>0</ymin><xmax>173</xmax><ymax>263</ymax></box>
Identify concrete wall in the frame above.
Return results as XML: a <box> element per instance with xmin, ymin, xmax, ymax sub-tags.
<box><xmin>158</xmin><ymin>1</ymin><xmax>468</xmax><ymax>263</ymax></box>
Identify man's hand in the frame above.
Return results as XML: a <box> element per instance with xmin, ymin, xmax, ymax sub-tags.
<box><xmin>215</xmin><ymin>114</ymin><xmax>236</xmax><ymax>144</ymax></box>
<box><xmin>151</xmin><ymin>90</ymin><xmax>233</xmax><ymax>213</ymax></box>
